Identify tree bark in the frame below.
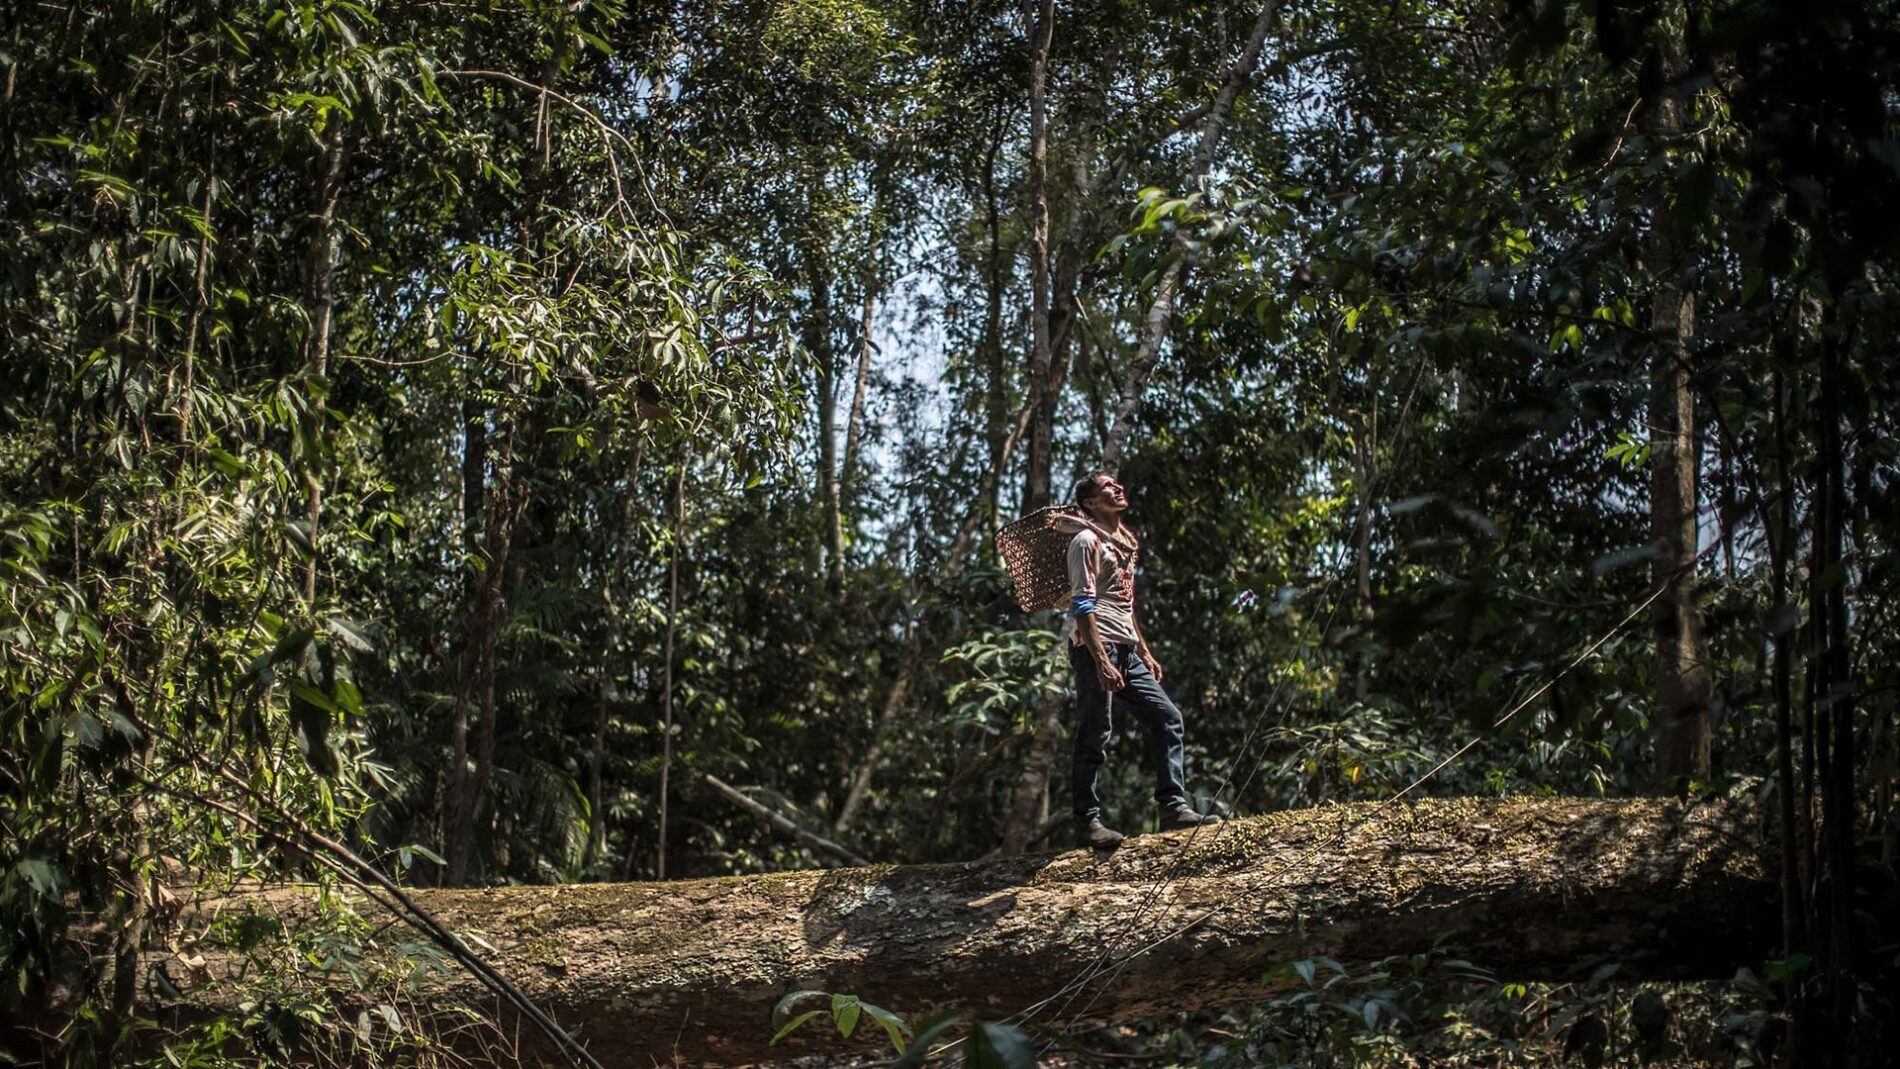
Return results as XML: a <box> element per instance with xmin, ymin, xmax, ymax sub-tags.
<box><xmin>1022</xmin><ymin>0</ymin><xmax>1057</xmax><ymax>512</ymax></box>
<box><xmin>1811</xmin><ymin>313</ymin><xmax>1856</xmax><ymax>1052</ymax></box>
<box><xmin>659</xmin><ymin>459</ymin><xmax>687</xmax><ymax>880</ymax></box>
<box><xmin>446</xmin><ymin>415</ymin><xmax>517</xmax><ymax>886</ymax></box>
<box><xmin>300</xmin><ymin>122</ymin><xmax>347</xmax><ymax>606</ymax></box>
<box><xmin>1645</xmin><ymin>52</ymin><xmax>1713</xmax><ymax>793</ymax></box>
<box><xmin>1000</xmin><ymin>695</ymin><xmax>1065</xmax><ymax>852</ymax></box>
<box><xmin>841</xmin><ymin>281</ymin><xmax>875</xmax><ymax>502</ymax></box>
<box><xmin>833</xmin><ymin>638</ymin><xmax>913</xmax><ymax>834</ymax></box>
<box><xmin>157</xmin><ymin>798</ymin><xmax>1773</xmax><ymax>1066</ymax></box>
<box><xmin>1352</xmin><ymin>412</ymin><xmax>1375</xmax><ymax>701</ymax></box>
<box><xmin>980</xmin><ymin>111</ymin><xmax>1010</xmax><ymax>533</ymax></box>
<box><xmin>1768</xmin><ymin>367</ymin><xmax>1804</xmax><ymax>959</ymax></box>
<box><xmin>806</xmin><ymin>230</ymin><xmax>843</xmax><ymax>586</ymax></box>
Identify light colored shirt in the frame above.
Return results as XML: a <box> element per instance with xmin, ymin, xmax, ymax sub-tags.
<box><xmin>1061</xmin><ymin>528</ymin><xmax>1141</xmax><ymax>648</ymax></box>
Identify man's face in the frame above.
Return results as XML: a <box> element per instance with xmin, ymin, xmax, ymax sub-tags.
<box><xmin>1087</xmin><ymin>476</ymin><xmax>1129</xmax><ymax>514</ymax></box>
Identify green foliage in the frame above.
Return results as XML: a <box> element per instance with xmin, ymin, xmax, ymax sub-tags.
<box><xmin>940</xmin><ymin>626</ymin><xmax>1066</xmax><ymax>735</ymax></box>
<box><xmin>769</xmin><ymin>989</ymin><xmax>913</xmax><ymax>1052</ymax></box>
<box><xmin>765</xmin><ymin>990</ymin><xmax>1038</xmax><ymax>1066</ymax></box>
<box><xmin>4</xmin><ymin>0</ymin><xmax>1899</xmax><ymax>1062</ymax></box>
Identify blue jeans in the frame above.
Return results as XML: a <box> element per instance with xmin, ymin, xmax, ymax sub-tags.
<box><xmin>1069</xmin><ymin>642</ymin><xmax>1187</xmax><ymax>821</ymax></box>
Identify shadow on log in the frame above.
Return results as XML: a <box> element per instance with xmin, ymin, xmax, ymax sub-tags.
<box><xmin>151</xmin><ymin>797</ymin><xmax>1772</xmax><ymax>1066</ymax></box>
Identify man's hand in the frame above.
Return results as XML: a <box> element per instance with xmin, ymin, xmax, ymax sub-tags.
<box><xmin>1095</xmin><ymin>657</ymin><xmax>1126</xmax><ymax>691</ymax></box>
<box><xmin>1138</xmin><ymin>647</ymin><xmax>1164</xmax><ymax>682</ymax></box>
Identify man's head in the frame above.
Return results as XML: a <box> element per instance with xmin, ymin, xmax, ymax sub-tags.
<box><xmin>1071</xmin><ymin>471</ymin><xmax>1129</xmax><ymax>521</ymax></box>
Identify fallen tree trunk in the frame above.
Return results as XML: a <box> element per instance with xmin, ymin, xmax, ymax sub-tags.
<box><xmin>156</xmin><ymin>797</ymin><xmax>1772</xmax><ymax>1066</ymax></box>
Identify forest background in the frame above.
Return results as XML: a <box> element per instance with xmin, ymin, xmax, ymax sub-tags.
<box><xmin>1</xmin><ymin>0</ymin><xmax>1897</xmax><ymax>1065</ymax></box>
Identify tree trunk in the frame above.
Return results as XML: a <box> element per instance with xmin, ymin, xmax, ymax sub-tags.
<box><xmin>1769</xmin><ymin>367</ymin><xmax>1804</xmax><ymax>964</ymax></box>
<box><xmin>981</xmin><ymin>111</ymin><xmax>1009</xmax><ymax>533</ymax></box>
<box><xmin>833</xmin><ymin>638</ymin><xmax>914</xmax><ymax>834</ymax></box>
<box><xmin>176</xmin><ymin>130</ymin><xmax>215</xmax><ymax>442</ymax></box>
<box><xmin>1022</xmin><ymin>0</ymin><xmax>1056</xmax><ymax>512</ymax></box>
<box><xmin>805</xmin><ymin>232</ymin><xmax>843</xmax><ymax>586</ymax></box>
<box><xmin>842</xmin><ymin>281</ymin><xmax>875</xmax><ymax>502</ymax></box>
<box><xmin>300</xmin><ymin>122</ymin><xmax>347</xmax><ymax>606</ymax></box>
<box><xmin>1812</xmin><ymin>314</ymin><xmax>1856</xmax><ymax>1053</ymax></box>
<box><xmin>446</xmin><ymin>416</ymin><xmax>516</xmax><ymax>886</ymax></box>
<box><xmin>1352</xmin><ymin>417</ymin><xmax>1375</xmax><ymax>701</ymax></box>
<box><xmin>1100</xmin><ymin>0</ymin><xmax>1285</xmax><ymax>471</ymax></box>
<box><xmin>1000</xmin><ymin>695</ymin><xmax>1065</xmax><ymax>852</ymax></box>
<box><xmin>659</xmin><ymin>459</ymin><xmax>687</xmax><ymax>880</ymax></box>
<box><xmin>1645</xmin><ymin>57</ymin><xmax>1713</xmax><ymax>793</ymax></box>
<box><xmin>155</xmin><ymin>798</ymin><xmax>1772</xmax><ymax>1067</ymax></box>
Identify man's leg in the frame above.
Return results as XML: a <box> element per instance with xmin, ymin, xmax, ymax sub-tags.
<box><xmin>1113</xmin><ymin>654</ymin><xmax>1188</xmax><ymax>811</ymax></box>
<box><xmin>1069</xmin><ymin>643</ymin><xmax>1115</xmax><ymax>824</ymax></box>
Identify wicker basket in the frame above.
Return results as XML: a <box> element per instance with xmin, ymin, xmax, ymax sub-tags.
<box><xmin>995</xmin><ymin>507</ymin><xmax>1076</xmax><ymax>613</ymax></box>
<box><xmin>997</xmin><ymin>506</ymin><xmax>1139</xmax><ymax>613</ymax></box>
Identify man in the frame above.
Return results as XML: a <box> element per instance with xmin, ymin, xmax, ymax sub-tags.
<box><xmin>1063</xmin><ymin>471</ymin><xmax>1220</xmax><ymax>849</ymax></box>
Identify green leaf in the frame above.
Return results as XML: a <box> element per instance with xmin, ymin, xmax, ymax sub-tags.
<box><xmin>290</xmin><ymin>683</ymin><xmax>339</xmax><ymax>778</ymax></box>
<box><xmin>859</xmin><ymin>1002</ymin><xmax>912</xmax><ymax>1053</ymax></box>
<box><xmin>966</xmin><ymin>1022</ymin><xmax>1035</xmax><ymax>1069</ymax></box>
<box><xmin>15</xmin><ymin>859</ymin><xmax>62</xmax><ymax>897</ymax></box>
<box><xmin>769</xmin><ymin>1010</ymin><xmax>824</xmax><ymax>1046</ymax></box>
<box><xmin>832</xmin><ymin>1002</ymin><xmax>862</xmax><ymax>1040</ymax></box>
<box><xmin>325</xmin><ymin>615</ymin><xmax>374</xmax><ymax>653</ymax></box>
<box><xmin>771</xmin><ymin>989</ymin><xmax>830</xmax><ymax>1029</ymax></box>
<box><xmin>893</xmin><ymin>1011</ymin><xmax>964</xmax><ymax>1069</ymax></box>
<box><xmin>833</xmin><ymin>993</ymin><xmax>861</xmax><ymax>1039</ymax></box>
<box><xmin>1764</xmin><ymin>953</ymin><xmax>1811</xmax><ymax>982</ymax></box>
<box><xmin>269</xmin><ymin>626</ymin><xmax>316</xmax><ymax>667</ymax></box>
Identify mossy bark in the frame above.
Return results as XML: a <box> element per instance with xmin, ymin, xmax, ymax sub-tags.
<box><xmin>155</xmin><ymin>797</ymin><xmax>1773</xmax><ymax>1066</ymax></box>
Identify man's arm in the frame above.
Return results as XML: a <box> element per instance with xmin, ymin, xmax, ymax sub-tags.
<box><xmin>1068</xmin><ymin>532</ymin><xmax>1124</xmax><ymax>691</ymax></box>
<box><xmin>1076</xmin><ymin>607</ymin><xmax>1124</xmax><ymax>691</ymax></box>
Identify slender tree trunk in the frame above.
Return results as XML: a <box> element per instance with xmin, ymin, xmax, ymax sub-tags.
<box><xmin>705</xmin><ymin>774</ymin><xmax>869</xmax><ymax>867</ymax></box>
<box><xmin>1022</xmin><ymin>0</ymin><xmax>1056</xmax><ymax>512</ymax></box>
<box><xmin>981</xmin><ymin>113</ymin><xmax>1009</xmax><ymax>533</ymax></box>
<box><xmin>1101</xmin><ymin>0</ymin><xmax>1284</xmax><ymax>470</ymax></box>
<box><xmin>1813</xmin><ymin>314</ymin><xmax>1856</xmax><ymax>1055</ymax></box>
<box><xmin>804</xmin><ymin>201</ymin><xmax>843</xmax><ymax>584</ymax></box>
<box><xmin>658</xmin><ymin>459</ymin><xmax>687</xmax><ymax>880</ymax></box>
<box><xmin>1001</xmin><ymin>696</ymin><xmax>1065</xmax><ymax>853</ymax></box>
<box><xmin>841</xmin><ymin>280</ymin><xmax>875</xmax><ymax>501</ymax></box>
<box><xmin>301</xmin><ymin>123</ymin><xmax>347</xmax><ymax>606</ymax></box>
<box><xmin>445</xmin><ymin>397</ymin><xmax>486</xmax><ymax>884</ymax></box>
<box><xmin>833</xmin><ymin>634</ymin><xmax>913</xmax><ymax>834</ymax></box>
<box><xmin>1645</xmin><ymin>50</ymin><xmax>1713</xmax><ymax>793</ymax></box>
<box><xmin>1025</xmin><ymin>86</ymin><xmax>1102</xmax><ymax>511</ymax></box>
<box><xmin>177</xmin><ymin>131</ymin><xmax>214</xmax><ymax>442</ymax></box>
<box><xmin>448</xmin><ymin>413</ymin><xmax>516</xmax><ymax>886</ymax></box>
<box><xmin>1352</xmin><ymin>409</ymin><xmax>1375</xmax><ymax>701</ymax></box>
<box><xmin>588</xmin><ymin>451</ymin><xmax>645</xmax><ymax>872</ymax></box>
<box><xmin>589</xmin><ymin>601</ymin><xmax>622</xmax><ymax>873</ymax></box>
<box><xmin>1770</xmin><ymin>367</ymin><xmax>1805</xmax><ymax>968</ymax></box>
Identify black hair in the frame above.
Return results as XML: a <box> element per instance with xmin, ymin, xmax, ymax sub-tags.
<box><xmin>1071</xmin><ymin>471</ymin><xmax>1112</xmax><ymax>507</ymax></box>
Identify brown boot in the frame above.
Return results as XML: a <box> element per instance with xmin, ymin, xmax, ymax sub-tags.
<box><xmin>1078</xmin><ymin>817</ymin><xmax>1125</xmax><ymax>849</ymax></box>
